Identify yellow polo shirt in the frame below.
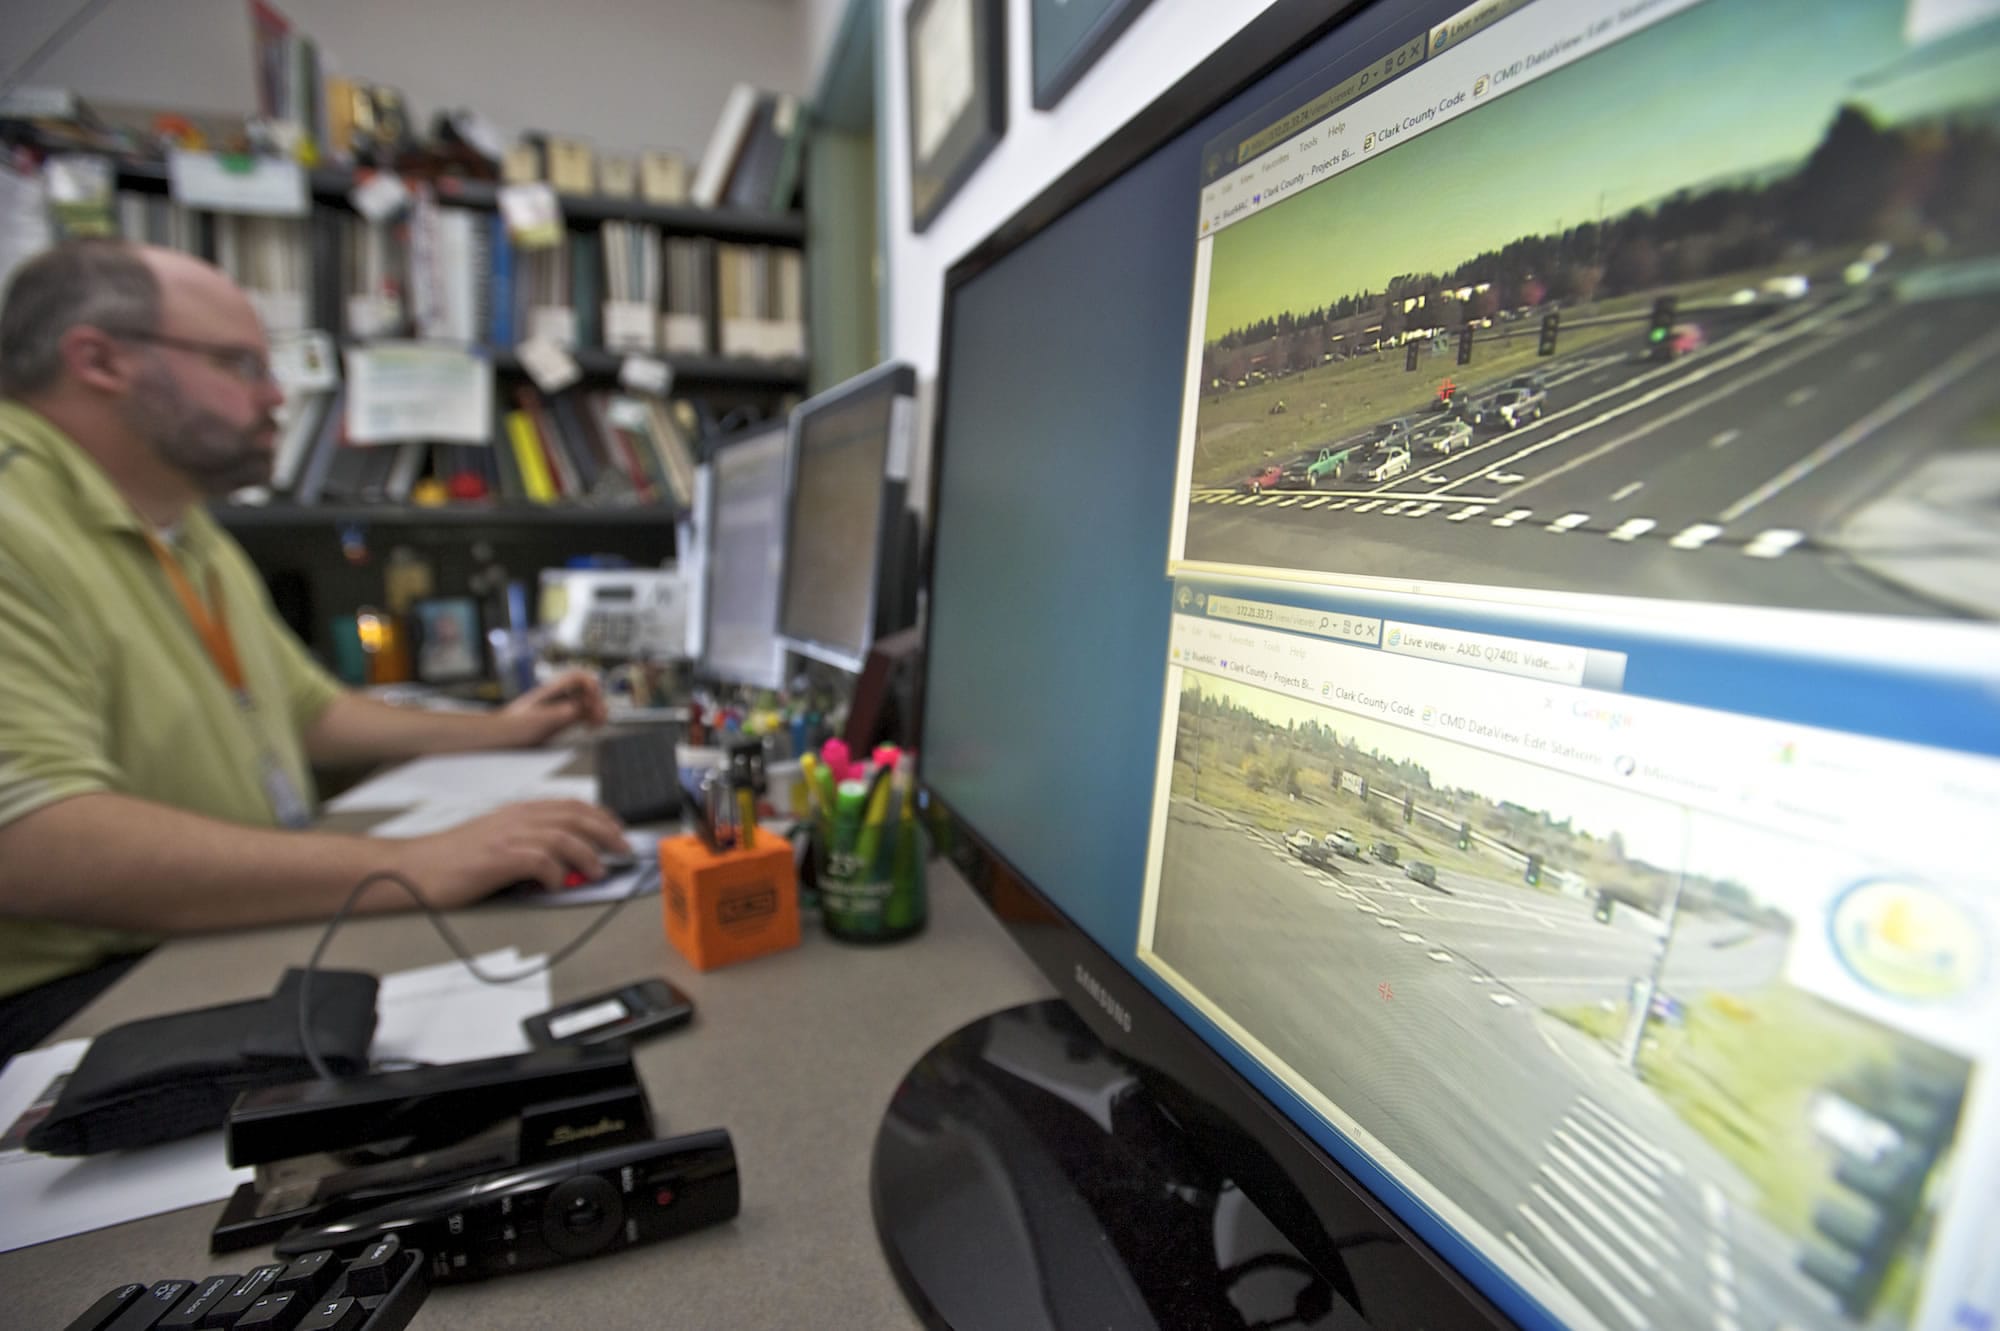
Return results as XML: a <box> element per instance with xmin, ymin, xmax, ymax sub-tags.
<box><xmin>0</xmin><ymin>402</ymin><xmax>344</xmax><ymax>997</ymax></box>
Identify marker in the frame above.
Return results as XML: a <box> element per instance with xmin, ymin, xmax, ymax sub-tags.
<box><xmin>735</xmin><ymin>777</ymin><xmax>758</xmax><ymax>850</ymax></box>
<box><xmin>853</xmin><ymin>766</ymin><xmax>897</xmax><ymax>874</ymax></box>
<box><xmin>833</xmin><ymin>779</ymin><xmax>868</xmax><ymax>858</ymax></box>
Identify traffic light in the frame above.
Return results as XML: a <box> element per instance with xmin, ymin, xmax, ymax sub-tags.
<box><xmin>1456</xmin><ymin>820</ymin><xmax>1471</xmax><ymax>850</ymax></box>
<box><xmin>1537</xmin><ymin>312</ymin><xmax>1559</xmax><ymax>356</ymax></box>
<box><xmin>1404</xmin><ymin>342</ymin><xmax>1419</xmax><ymax>372</ymax></box>
<box><xmin>1524</xmin><ymin>853</ymin><xmax>1542</xmax><ymax>887</ymax></box>
<box><xmin>1648</xmin><ymin>295</ymin><xmax>1677</xmax><ymax>346</ymax></box>
<box><xmin>1402</xmin><ymin>793</ymin><xmax>1414</xmax><ymax>824</ymax></box>
<box><xmin>1456</xmin><ymin>325</ymin><xmax>1474</xmax><ymax>365</ymax></box>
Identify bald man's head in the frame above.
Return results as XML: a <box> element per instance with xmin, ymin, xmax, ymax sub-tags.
<box><xmin>0</xmin><ymin>239</ymin><xmax>283</xmax><ymax>494</ymax></box>
<box><xmin>0</xmin><ymin>240</ymin><xmax>164</xmax><ymax>397</ymax></box>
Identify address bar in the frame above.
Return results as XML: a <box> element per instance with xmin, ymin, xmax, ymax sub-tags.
<box><xmin>1204</xmin><ymin>595</ymin><xmax>1384</xmax><ymax>646</ymax></box>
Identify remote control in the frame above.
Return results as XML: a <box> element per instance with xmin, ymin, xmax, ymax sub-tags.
<box><xmin>275</xmin><ymin>1130</ymin><xmax>738</xmax><ymax>1283</ymax></box>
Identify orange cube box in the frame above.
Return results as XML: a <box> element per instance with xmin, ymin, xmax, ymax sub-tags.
<box><xmin>658</xmin><ymin>834</ymin><xmax>800</xmax><ymax>970</ymax></box>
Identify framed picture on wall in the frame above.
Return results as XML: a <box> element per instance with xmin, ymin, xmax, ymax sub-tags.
<box><xmin>905</xmin><ymin>0</ymin><xmax>1006</xmax><ymax>234</ymax></box>
<box><xmin>1031</xmin><ymin>0</ymin><xmax>1157</xmax><ymax>109</ymax></box>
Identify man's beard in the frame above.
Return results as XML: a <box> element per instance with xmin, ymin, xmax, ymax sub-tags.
<box><xmin>122</xmin><ymin>359</ymin><xmax>277</xmax><ymax>494</ymax></box>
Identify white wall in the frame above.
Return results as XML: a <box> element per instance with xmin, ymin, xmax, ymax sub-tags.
<box><xmin>15</xmin><ymin>0</ymin><xmax>811</xmax><ymax>159</ymax></box>
<box><xmin>881</xmin><ymin>0</ymin><xmax>1283</xmax><ymax>380</ymax></box>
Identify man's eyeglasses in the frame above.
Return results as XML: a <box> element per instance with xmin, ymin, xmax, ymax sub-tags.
<box><xmin>106</xmin><ymin>330</ymin><xmax>276</xmax><ymax>386</ymax></box>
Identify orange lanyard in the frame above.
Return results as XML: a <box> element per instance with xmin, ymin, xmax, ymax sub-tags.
<box><xmin>142</xmin><ymin>530</ymin><xmax>248</xmax><ymax>698</ymax></box>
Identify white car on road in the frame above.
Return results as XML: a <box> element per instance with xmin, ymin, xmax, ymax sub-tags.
<box><xmin>1364</xmin><ymin>445</ymin><xmax>1412</xmax><ymax>482</ymax></box>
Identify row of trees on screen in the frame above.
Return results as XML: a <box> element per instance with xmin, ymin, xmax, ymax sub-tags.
<box><xmin>1204</xmin><ymin>105</ymin><xmax>2000</xmax><ymax>382</ymax></box>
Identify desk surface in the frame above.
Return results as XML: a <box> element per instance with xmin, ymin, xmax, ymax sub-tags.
<box><xmin>1</xmin><ymin>863</ymin><xmax>1053</xmax><ymax>1329</ymax></box>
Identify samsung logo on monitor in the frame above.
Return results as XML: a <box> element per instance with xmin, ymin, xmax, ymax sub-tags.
<box><xmin>1074</xmin><ymin>964</ymin><xmax>1133</xmax><ymax>1033</ymax></box>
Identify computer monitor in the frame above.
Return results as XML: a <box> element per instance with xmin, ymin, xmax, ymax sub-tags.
<box><xmin>698</xmin><ymin>421</ymin><xmax>790</xmax><ymax>691</ymax></box>
<box><xmin>912</xmin><ymin>3</ymin><xmax>2000</xmax><ymax>1330</ymax></box>
<box><xmin>777</xmin><ymin>362</ymin><xmax>920</xmax><ymax>672</ymax></box>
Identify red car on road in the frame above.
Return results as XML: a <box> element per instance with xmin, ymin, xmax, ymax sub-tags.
<box><xmin>1240</xmin><ymin>463</ymin><xmax>1285</xmax><ymax>494</ymax></box>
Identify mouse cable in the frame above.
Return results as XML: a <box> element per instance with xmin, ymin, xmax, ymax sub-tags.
<box><xmin>296</xmin><ymin>861</ymin><xmax>654</xmax><ymax>1080</ymax></box>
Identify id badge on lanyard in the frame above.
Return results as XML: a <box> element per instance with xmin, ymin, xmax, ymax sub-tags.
<box><xmin>145</xmin><ymin>532</ymin><xmax>312</xmax><ymax>829</ymax></box>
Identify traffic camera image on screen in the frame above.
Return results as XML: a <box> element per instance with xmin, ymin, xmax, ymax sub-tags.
<box><xmin>1171</xmin><ymin>0</ymin><xmax>2000</xmax><ymax>620</ymax></box>
<box><xmin>1138</xmin><ymin>599</ymin><xmax>1989</xmax><ymax>1331</ymax></box>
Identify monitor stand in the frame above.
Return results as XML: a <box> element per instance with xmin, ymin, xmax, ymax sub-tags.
<box><xmin>870</xmin><ymin>998</ymin><xmax>1360</xmax><ymax>1330</ymax></box>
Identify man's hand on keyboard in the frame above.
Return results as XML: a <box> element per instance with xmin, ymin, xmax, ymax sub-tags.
<box><xmin>391</xmin><ymin>800</ymin><xmax>630</xmax><ymax>906</ymax></box>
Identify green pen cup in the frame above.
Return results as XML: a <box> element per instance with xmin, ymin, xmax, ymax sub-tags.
<box><xmin>813</xmin><ymin>810</ymin><xmax>927</xmax><ymax>944</ymax></box>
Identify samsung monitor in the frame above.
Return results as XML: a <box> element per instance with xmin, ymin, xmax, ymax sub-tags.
<box><xmin>911</xmin><ymin>2</ymin><xmax>2000</xmax><ymax>1329</ymax></box>
<box><xmin>698</xmin><ymin>422</ymin><xmax>790</xmax><ymax>691</ymax></box>
<box><xmin>777</xmin><ymin>362</ymin><xmax>920</xmax><ymax>672</ymax></box>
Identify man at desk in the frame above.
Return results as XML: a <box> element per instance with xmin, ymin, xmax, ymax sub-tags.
<box><xmin>0</xmin><ymin>240</ymin><xmax>627</xmax><ymax>1056</ymax></box>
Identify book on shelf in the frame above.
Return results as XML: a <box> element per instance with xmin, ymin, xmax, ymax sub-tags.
<box><xmin>691</xmin><ymin>84</ymin><xmax>762</xmax><ymax>209</ymax></box>
<box><xmin>717</xmin><ymin>243</ymin><xmax>804</xmax><ymax>361</ymax></box>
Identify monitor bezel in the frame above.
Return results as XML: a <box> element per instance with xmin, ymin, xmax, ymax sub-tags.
<box><xmin>916</xmin><ymin>0</ymin><xmax>1517</xmax><ymax>1324</ymax></box>
<box><xmin>777</xmin><ymin>360</ymin><xmax>918</xmax><ymax>674</ymax></box>
<box><xmin>698</xmin><ymin>419</ymin><xmax>792</xmax><ymax>691</ymax></box>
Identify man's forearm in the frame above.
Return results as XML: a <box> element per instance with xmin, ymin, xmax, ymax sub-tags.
<box><xmin>0</xmin><ymin>793</ymin><xmax>418</xmax><ymax>933</ymax></box>
<box><xmin>302</xmin><ymin>693</ymin><xmax>533</xmax><ymax>769</ymax></box>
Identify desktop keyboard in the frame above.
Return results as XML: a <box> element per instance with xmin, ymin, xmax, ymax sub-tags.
<box><xmin>61</xmin><ymin>1234</ymin><xmax>427</xmax><ymax>1331</ymax></box>
<box><xmin>597</xmin><ymin>730</ymin><xmax>682</xmax><ymax>825</ymax></box>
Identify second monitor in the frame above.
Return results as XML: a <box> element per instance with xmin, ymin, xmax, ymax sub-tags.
<box><xmin>778</xmin><ymin>363</ymin><xmax>919</xmax><ymax>673</ymax></box>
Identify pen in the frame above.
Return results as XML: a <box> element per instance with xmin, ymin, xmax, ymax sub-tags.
<box><xmin>853</xmin><ymin>765</ymin><xmax>896</xmax><ymax>875</ymax></box>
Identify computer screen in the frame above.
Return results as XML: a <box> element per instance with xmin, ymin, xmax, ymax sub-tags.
<box><xmin>921</xmin><ymin>2</ymin><xmax>2000</xmax><ymax>1330</ymax></box>
<box><xmin>699</xmin><ymin>422</ymin><xmax>790</xmax><ymax>691</ymax></box>
<box><xmin>778</xmin><ymin>363</ymin><xmax>917</xmax><ymax>672</ymax></box>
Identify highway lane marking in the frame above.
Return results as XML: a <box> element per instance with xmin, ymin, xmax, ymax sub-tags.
<box><xmin>1546</xmin><ymin>1140</ymin><xmax>1674</xmax><ymax>1240</ymax></box>
<box><xmin>1504</xmin><ymin>1232</ymin><xmax>1563</xmax><ymax>1291</ymax></box>
<box><xmin>1517</xmin><ymin>1200</ymin><xmax>1653</xmax><ymax>1328</ymax></box>
<box><xmin>1610</xmin><ymin>482</ymin><xmax>1644</xmax><ymax>502</ymax></box>
<box><xmin>1444</xmin><ymin>303</ymin><xmax>1891</xmax><ymax>498</ymax></box>
<box><xmin>1539</xmin><ymin>1166</ymin><xmax>1665</xmax><ymax>1275</ymax></box>
<box><xmin>1547</xmin><ymin>512</ymin><xmax>1591</xmax><ymax>532</ymax></box>
<box><xmin>1491</xmin><ymin>508</ymin><xmax>1533</xmax><ymax>527</ymax></box>
<box><xmin>1718</xmin><ymin>325</ymin><xmax>2000</xmax><ymax>523</ymax></box>
<box><xmin>1557</xmin><ymin>1125</ymin><xmax>1666</xmax><ymax>1200</ymax></box>
<box><xmin>1577</xmin><ymin>1097</ymin><xmax>1686</xmax><ymax>1176</ymax></box>
<box><xmin>1488</xmin><ymin>993</ymin><xmax>1520</xmax><ymax>1006</ymax></box>
<box><xmin>1707</xmin><ymin>429</ymin><xmax>1739</xmax><ymax>449</ymax></box>
<box><xmin>1531</xmin><ymin>1184</ymin><xmax>1657</xmax><ymax>1297</ymax></box>
<box><xmin>1608</xmin><ymin>517</ymin><xmax>1656</xmax><ymax>542</ymax></box>
<box><xmin>1468</xmin><ymin>975</ymin><xmax>1491</xmax><ymax>984</ymax></box>
<box><xmin>1669</xmin><ymin>523</ymin><xmax>1723</xmax><ymax>550</ymax></box>
<box><xmin>1428</xmin><ymin>951</ymin><xmax>1453</xmax><ymax>962</ymax></box>
<box><xmin>1406</xmin><ymin>896</ymin><xmax>1433</xmax><ymax>914</ymax></box>
<box><xmin>1447</xmin><ymin>505</ymin><xmax>1487</xmax><ymax>521</ymax></box>
<box><xmin>1742</xmin><ymin>528</ymin><xmax>1803</xmax><ymax>559</ymax></box>
<box><xmin>1377</xmin><ymin>917</ymin><xmax>1402</xmax><ymax>928</ymax></box>
<box><xmin>1391</xmin><ymin>297</ymin><xmax>1857</xmax><ymax>497</ymax></box>
<box><xmin>1399</xmin><ymin>932</ymin><xmax>1426</xmax><ymax>943</ymax></box>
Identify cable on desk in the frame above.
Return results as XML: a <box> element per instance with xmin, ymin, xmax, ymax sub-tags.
<box><xmin>296</xmin><ymin>863</ymin><xmax>654</xmax><ymax>1080</ymax></box>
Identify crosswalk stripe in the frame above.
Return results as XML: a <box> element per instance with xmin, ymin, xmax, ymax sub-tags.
<box><xmin>1327</xmin><ymin>498</ymin><xmax>1355</xmax><ymax>510</ymax></box>
<box><xmin>1492</xmin><ymin>508</ymin><xmax>1532</xmax><ymax>527</ymax></box>
<box><xmin>1410</xmin><ymin>502</ymin><xmax>1442</xmax><ymax>517</ymax></box>
<box><xmin>1376</xmin><ymin>917</ymin><xmax>1401</xmax><ymax>928</ymax></box>
<box><xmin>1447</xmin><ymin>504</ymin><xmax>1487</xmax><ymax>521</ymax></box>
<box><xmin>1428</xmin><ymin>950</ymin><xmax>1453</xmax><ymax>962</ymax></box>
<box><xmin>1744</xmin><ymin>528</ymin><xmax>1803</xmax><ymax>559</ymax></box>
<box><xmin>1353</xmin><ymin>499</ymin><xmax>1386</xmax><ymax>512</ymax></box>
<box><xmin>1701</xmin><ymin>1183</ymin><xmax>1728</xmax><ymax>1225</ymax></box>
<box><xmin>1668</xmin><ymin>522</ymin><xmax>1723</xmax><ymax>550</ymax></box>
<box><xmin>1489</xmin><ymin>993</ymin><xmax>1519</xmax><ymax>1007</ymax></box>
<box><xmin>1273</xmin><ymin>496</ymin><xmax>1300</xmax><ymax>507</ymax></box>
<box><xmin>1532</xmin><ymin>1183</ymin><xmax>1656</xmax><ymax>1297</ymax></box>
<box><xmin>1546</xmin><ymin>1143</ymin><xmax>1675</xmax><ymax>1247</ymax></box>
<box><xmin>1299</xmin><ymin>495</ymin><xmax>1330</xmax><ymax>510</ymax></box>
<box><xmin>1608</xmin><ymin>517</ymin><xmax>1656</xmax><ymax>542</ymax></box>
<box><xmin>1576</xmin><ymin>1097</ymin><xmax>1685</xmax><ymax>1175</ymax></box>
<box><xmin>1516</xmin><ymin>1203</ymin><xmax>1651</xmax><ymax>1330</ymax></box>
<box><xmin>1383</xmin><ymin>500</ymin><xmax>1412</xmax><ymax>515</ymax></box>
<box><xmin>1540</xmin><ymin>1165</ymin><xmax>1665</xmax><ymax>1274</ymax></box>
<box><xmin>1556</xmin><ymin>1125</ymin><xmax>1665</xmax><ymax>1200</ymax></box>
<box><xmin>1505</xmin><ymin>1231</ymin><xmax>1563</xmax><ymax>1290</ymax></box>
<box><xmin>1547</xmin><ymin>512</ymin><xmax>1591</xmax><ymax>532</ymax></box>
<box><xmin>1399</xmin><ymin>932</ymin><xmax>1426</xmax><ymax>943</ymax></box>
<box><xmin>1550</xmin><ymin>1135</ymin><xmax>1669</xmax><ymax>1222</ymax></box>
